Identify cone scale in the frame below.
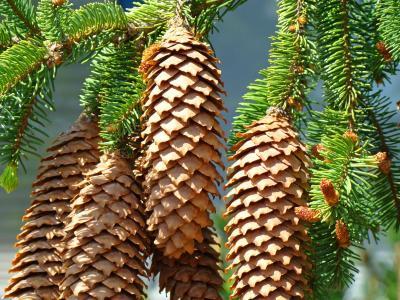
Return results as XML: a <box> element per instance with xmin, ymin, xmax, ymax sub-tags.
<box><xmin>225</xmin><ymin>108</ymin><xmax>312</xmax><ymax>299</ymax></box>
<box><xmin>153</xmin><ymin>227</ymin><xmax>224</xmax><ymax>300</ymax></box>
<box><xmin>4</xmin><ymin>115</ymin><xmax>100</xmax><ymax>299</ymax></box>
<box><xmin>60</xmin><ymin>152</ymin><xmax>149</xmax><ymax>299</ymax></box>
<box><xmin>140</xmin><ymin>19</ymin><xmax>226</xmax><ymax>259</ymax></box>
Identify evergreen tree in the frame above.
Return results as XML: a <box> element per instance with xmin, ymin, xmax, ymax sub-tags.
<box><xmin>1</xmin><ymin>0</ymin><xmax>400</xmax><ymax>299</ymax></box>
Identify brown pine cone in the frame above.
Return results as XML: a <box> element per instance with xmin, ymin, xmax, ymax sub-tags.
<box><xmin>4</xmin><ymin>114</ymin><xmax>100</xmax><ymax>299</ymax></box>
<box><xmin>140</xmin><ymin>20</ymin><xmax>226</xmax><ymax>259</ymax></box>
<box><xmin>225</xmin><ymin>108</ymin><xmax>312</xmax><ymax>299</ymax></box>
<box><xmin>59</xmin><ymin>152</ymin><xmax>149</xmax><ymax>299</ymax></box>
<box><xmin>153</xmin><ymin>227</ymin><xmax>223</xmax><ymax>300</ymax></box>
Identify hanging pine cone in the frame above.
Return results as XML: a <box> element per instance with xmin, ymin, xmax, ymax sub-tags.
<box><xmin>139</xmin><ymin>18</ymin><xmax>226</xmax><ymax>259</ymax></box>
<box><xmin>4</xmin><ymin>114</ymin><xmax>100</xmax><ymax>299</ymax></box>
<box><xmin>153</xmin><ymin>227</ymin><xmax>223</xmax><ymax>300</ymax></box>
<box><xmin>60</xmin><ymin>152</ymin><xmax>149</xmax><ymax>299</ymax></box>
<box><xmin>225</xmin><ymin>107</ymin><xmax>312</xmax><ymax>299</ymax></box>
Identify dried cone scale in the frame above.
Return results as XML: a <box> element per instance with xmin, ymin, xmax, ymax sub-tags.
<box><xmin>140</xmin><ymin>18</ymin><xmax>226</xmax><ymax>258</ymax></box>
<box><xmin>225</xmin><ymin>108</ymin><xmax>312</xmax><ymax>299</ymax></box>
<box><xmin>4</xmin><ymin>115</ymin><xmax>100</xmax><ymax>299</ymax></box>
<box><xmin>60</xmin><ymin>152</ymin><xmax>149</xmax><ymax>299</ymax></box>
<box><xmin>153</xmin><ymin>227</ymin><xmax>223</xmax><ymax>300</ymax></box>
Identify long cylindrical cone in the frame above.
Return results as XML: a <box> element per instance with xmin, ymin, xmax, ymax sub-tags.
<box><xmin>140</xmin><ymin>20</ymin><xmax>226</xmax><ymax>259</ymax></box>
<box><xmin>59</xmin><ymin>152</ymin><xmax>150</xmax><ymax>299</ymax></box>
<box><xmin>225</xmin><ymin>108</ymin><xmax>312</xmax><ymax>299</ymax></box>
<box><xmin>153</xmin><ymin>227</ymin><xmax>223</xmax><ymax>300</ymax></box>
<box><xmin>4</xmin><ymin>114</ymin><xmax>100</xmax><ymax>299</ymax></box>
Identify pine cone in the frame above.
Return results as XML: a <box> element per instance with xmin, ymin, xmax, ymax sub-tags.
<box><xmin>4</xmin><ymin>115</ymin><xmax>100</xmax><ymax>299</ymax></box>
<box><xmin>153</xmin><ymin>227</ymin><xmax>223</xmax><ymax>300</ymax></box>
<box><xmin>60</xmin><ymin>152</ymin><xmax>149</xmax><ymax>299</ymax></box>
<box><xmin>225</xmin><ymin>108</ymin><xmax>312</xmax><ymax>299</ymax></box>
<box><xmin>140</xmin><ymin>20</ymin><xmax>226</xmax><ymax>258</ymax></box>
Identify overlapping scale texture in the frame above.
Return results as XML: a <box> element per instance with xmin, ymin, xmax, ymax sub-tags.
<box><xmin>140</xmin><ymin>22</ymin><xmax>226</xmax><ymax>259</ymax></box>
<box><xmin>225</xmin><ymin>109</ymin><xmax>312</xmax><ymax>300</ymax></box>
<box><xmin>153</xmin><ymin>227</ymin><xmax>223</xmax><ymax>300</ymax></box>
<box><xmin>60</xmin><ymin>152</ymin><xmax>149</xmax><ymax>299</ymax></box>
<box><xmin>4</xmin><ymin>115</ymin><xmax>100</xmax><ymax>299</ymax></box>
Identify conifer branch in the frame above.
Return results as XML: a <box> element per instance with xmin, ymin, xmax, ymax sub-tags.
<box><xmin>363</xmin><ymin>93</ymin><xmax>400</xmax><ymax>228</ymax></box>
<box><xmin>354</xmin><ymin>1</ymin><xmax>400</xmax><ymax>228</ymax></box>
<box><xmin>377</xmin><ymin>0</ymin><xmax>400</xmax><ymax>62</ymax></box>
<box><xmin>0</xmin><ymin>22</ymin><xmax>13</xmax><ymax>50</ymax></box>
<box><xmin>229</xmin><ymin>0</ymin><xmax>316</xmax><ymax>147</ymax></box>
<box><xmin>308</xmin><ymin>114</ymin><xmax>380</xmax><ymax>292</ymax></box>
<box><xmin>1</xmin><ymin>0</ymin><xmax>39</xmax><ymax>34</ymax></box>
<box><xmin>0</xmin><ymin>0</ymin><xmax>242</xmax><ymax>97</ymax></box>
<box><xmin>0</xmin><ymin>66</ymin><xmax>55</xmax><ymax>192</ymax></box>
<box><xmin>80</xmin><ymin>42</ymin><xmax>144</xmax><ymax>153</ymax></box>
<box><xmin>0</xmin><ymin>38</ymin><xmax>47</xmax><ymax>96</ymax></box>
<box><xmin>64</xmin><ymin>2</ymin><xmax>127</xmax><ymax>44</ymax></box>
<box><xmin>37</xmin><ymin>0</ymin><xmax>70</xmax><ymax>42</ymax></box>
<box><xmin>340</xmin><ymin>0</ymin><xmax>355</xmax><ymax>129</ymax></box>
<box><xmin>314</xmin><ymin>0</ymin><xmax>370</xmax><ymax>128</ymax></box>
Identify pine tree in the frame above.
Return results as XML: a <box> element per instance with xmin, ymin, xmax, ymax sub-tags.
<box><xmin>2</xmin><ymin>0</ymin><xmax>400</xmax><ymax>298</ymax></box>
<box><xmin>4</xmin><ymin>114</ymin><xmax>100</xmax><ymax>299</ymax></box>
<box><xmin>139</xmin><ymin>17</ymin><xmax>226</xmax><ymax>259</ymax></box>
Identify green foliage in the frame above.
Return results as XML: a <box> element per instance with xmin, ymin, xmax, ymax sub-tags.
<box><xmin>188</xmin><ymin>0</ymin><xmax>248</xmax><ymax>37</ymax></box>
<box><xmin>364</xmin><ymin>92</ymin><xmax>400</xmax><ymax>229</ymax></box>
<box><xmin>0</xmin><ymin>0</ymin><xmax>38</xmax><ymax>36</ymax></box>
<box><xmin>0</xmin><ymin>38</ymin><xmax>48</xmax><ymax>96</ymax></box>
<box><xmin>81</xmin><ymin>42</ymin><xmax>144</xmax><ymax>152</ymax></box>
<box><xmin>0</xmin><ymin>65</ymin><xmax>55</xmax><ymax>191</ymax></box>
<box><xmin>127</xmin><ymin>0</ymin><xmax>248</xmax><ymax>44</ymax></box>
<box><xmin>229</xmin><ymin>0</ymin><xmax>316</xmax><ymax>147</ymax></box>
<box><xmin>363</xmin><ymin>0</ymin><xmax>397</xmax><ymax>83</ymax></box>
<box><xmin>127</xmin><ymin>0</ymin><xmax>173</xmax><ymax>43</ymax></box>
<box><xmin>309</xmin><ymin>131</ymin><xmax>379</xmax><ymax>231</ymax></box>
<box><xmin>63</xmin><ymin>2</ymin><xmax>129</xmax><ymax>62</ymax></box>
<box><xmin>303</xmin><ymin>0</ymin><xmax>400</xmax><ymax>292</ymax></box>
<box><xmin>64</xmin><ymin>2</ymin><xmax>127</xmax><ymax>43</ymax></box>
<box><xmin>313</xmin><ymin>0</ymin><xmax>370</xmax><ymax>118</ymax></box>
<box><xmin>0</xmin><ymin>0</ymin><xmax>400</xmax><ymax>297</ymax></box>
<box><xmin>310</xmin><ymin>222</ymin><xmax>360</xmax><ymax>294</ymax></box>
<box><xmin>37</xmin><ymin>0</ymin><xmax>71</xmax><ymax>42</ymax></box>
<box><xmin>0</xmin><ymin>21</ymin><xmax>14</xmax><ymax>52</ymax></box>
<box><xmin>377</xmin><ymin>0</ymin><xmax>400</xmax><ymax>62</ymax></box>
<box><xmin>0</xmin><ymin>162</ymin><xmax>18</xmax><ymax>193</ymax></box>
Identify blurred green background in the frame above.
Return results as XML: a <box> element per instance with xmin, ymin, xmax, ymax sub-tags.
<box><xmin>1</xmin><ymin>1</ymin><xmax>399</xmax><ymax>299</ymax></box>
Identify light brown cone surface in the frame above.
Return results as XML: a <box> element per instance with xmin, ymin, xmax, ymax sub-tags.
<box><xmin>153</xmin><ymin>227</ymin><xmax>223</xmax><ymax>300</ymax></box>
<box><xmin>4</xmin><ymin>115</ymin><xmax>100</xmax><ymax>299</ymax></box>
<box><xmin>225</xmin><ymin>108</ymin><xmax>312</xmax><ymax>300</ymax></box>
<box><xmin>60</xmin><ymin>152</ymin><xmax>149</xmax><ymax>300</ymax></box>
<box><xmin>140</xmin><ymin>21</ymin><xmax>226</xmax><ymax>259</ymax></box>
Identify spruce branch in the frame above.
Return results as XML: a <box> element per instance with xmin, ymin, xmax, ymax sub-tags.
<box><xmin>80</xmin><ymin>42</ymin><xmax>144</xmax><ymax>153</ymax></box>
<box><xmin>357</xmin><ymin>1</ymin><xmax>400</xmax><ymax>228</ymax></box>
<box><xmin>0</xmin><ymin>0</ymin><xmax>39</xmax><ymax>35</ymax></box>
<box><xmin>0</xmin><ymin>66</ymin><xmax>55</xmax><ymax>192</ymax></box>
<box><xmin>364</xmin><ymin>93</ymin><xmax>400</xmax><ymax>228</ymax></box>
<box><xmin>0</xmin><ymin>22</ymin><xmax>13</xmax><ymax>50</ymax></box>
<box><xmin>314</xmin><ymin>0</ymin><xmax>370</xmax><ymax>128</ymax></box>
<box><xmin>229</xmin><ymin>0</ymin><xmax>316</xmax><ymax>147</ymax></box>
<box><xmin>377</xmin><ymin>0</ymin><xmax>400</xmax><ymax>62</ymax></box>
<box><xmin>0</xmin><ymin>0</ymin><xmax>243</xmax><ymax>97</ymax></box>
<box><xmin>37</xmin><ymin>0</ymin><xmax>70</xmax><ymax>42</ymax></box>
<box><xmin>64</xmin><ymin>2</ymin><xmax>127</xmax><ymax>44</ymax></box>
<box><xmin>127</xmin><ymin>0</ymin><xmax>248</xmax><ymax>42</ymax></box>
<box><xmin>308</xmin><ymin>121</ymin><xmax>380</xmax><ymax>293</ymax></box>
<box><xmin>0</xmin><ymin>38</ymin><xmax>48</xmax><ymax>96</ymax></box>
